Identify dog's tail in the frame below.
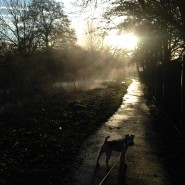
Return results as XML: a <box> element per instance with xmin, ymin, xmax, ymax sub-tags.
<box><xmin>104</xmin><ymin>136</ymin><xmax>110</xmax><ymax>143</ymax></box>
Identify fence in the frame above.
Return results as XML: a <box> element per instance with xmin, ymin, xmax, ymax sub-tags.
<box><xmin>140</xmin><ymin>57</ymin><xmax>185</xmax><ymax>135</ymax></box>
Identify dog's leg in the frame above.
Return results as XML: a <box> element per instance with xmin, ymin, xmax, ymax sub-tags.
<box><xmin>120</xmin><ymin>150</ymin><xmax>125</xmax><ymax>166</ymax></box>
<box><xmin>96</xmin><ymin>148</ymin><xmax>104</xmax><ymax>166</ymax></box>
<box><xmin>105</xmin><ymin>151</ymin><xmax>112</xmax><ymax>170</ymax></box>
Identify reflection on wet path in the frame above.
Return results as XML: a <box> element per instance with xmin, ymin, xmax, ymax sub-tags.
<box><xmin>72</xmin><ymin>79</ymin><xmax>170</xmax><ymax>185</ymax></box>
<box><xmin>106</xmin><ymin>80</ymin><xmax>143</xmax><ymax>129</ymax></box>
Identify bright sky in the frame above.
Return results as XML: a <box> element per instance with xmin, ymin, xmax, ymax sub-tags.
<box><xmin>58</xmin><ymin>0</ymin><xmax>86</xmax><ymax>42</ymax></box>
<box><xmin>60</xmin><ymin>0</ymin><xmax>138</xmax><ymax>50</ymax></box>
<box><xmin>104</xmin><ymin>31</ymin><xmax>138</xmax><ymax>50</ymax></box>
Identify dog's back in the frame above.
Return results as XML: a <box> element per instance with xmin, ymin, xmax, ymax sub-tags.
<box><xmin>106</xmin><ymin>139</ymin><xmax>125</xmax><ymax>152</ymax></box>
<box><xmin>104</xmin><ymin>135</ymin><xmax>135</xmax><ymax>152</ymax></box>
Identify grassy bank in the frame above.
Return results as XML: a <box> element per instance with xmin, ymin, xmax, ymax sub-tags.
<box><xmin>0</xmin><ymin>79</ymin><xmax>132</xmax><ymax>185</ymax></box>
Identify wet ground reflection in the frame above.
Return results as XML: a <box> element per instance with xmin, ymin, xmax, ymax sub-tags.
<box><xmin>106</xmin><ymin>79</ymin><xmax>144</xmax><ymax>129</ymax></box>
<box><xmin>72</xmin><ymin>79</ymin><xmax>170</xmax><ymax>185</ymax></box>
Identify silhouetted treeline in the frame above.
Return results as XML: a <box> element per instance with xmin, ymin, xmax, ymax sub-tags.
<box><xmin>0</xmin><ymin>0</ymin><xmax>129</xmax><ymax>103</ymax></box>
<box><xmin>0</xmin><ymin>0</ymin><xmax>76</xmax><ymax>55</ymax></box>
<box><xmin>81</xmin><ymin>0</ymin><xmax>185</xmax><ymax>68</ymax></box>
<box><xmin>0</xmin><ymin>45</ymin><xmax>128</xmax><ymax>102</ymax></box>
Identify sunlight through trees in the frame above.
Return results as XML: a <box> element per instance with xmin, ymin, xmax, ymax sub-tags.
<box><xmin>78</xmin><ymin>0</ymin><xmax>185</xmax><ymax>70</ymax></box>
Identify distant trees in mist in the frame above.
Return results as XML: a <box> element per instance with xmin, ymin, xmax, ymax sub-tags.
<box><xmin>0</xmin><ymin>0</ymin><xmax>129</xmax><ymax>100</ymax></box>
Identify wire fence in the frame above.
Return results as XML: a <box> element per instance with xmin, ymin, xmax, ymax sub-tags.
<box><xmin>140</xmin><ymin>56</ymin><xmax>185</xmax><ymax>135</ymax></box>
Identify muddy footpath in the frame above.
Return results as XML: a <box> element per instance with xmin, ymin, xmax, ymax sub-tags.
<box><xmin>70</xmin><ymin>79</ymin><xmax>185</xmax><ymax>185</ymax></box>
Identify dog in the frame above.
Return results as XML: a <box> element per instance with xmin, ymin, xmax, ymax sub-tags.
<box><xmin>96</xmin><ymin>134</ymin><xmax>135</xmax><ymax>169</ymax></box>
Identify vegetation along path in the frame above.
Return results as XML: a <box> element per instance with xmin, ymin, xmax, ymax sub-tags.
<box><xmin>0</xmin><ymin>80</ymin><xmax>131</xmax><ymax>185</ymax></box>
<box><xmin>71</xmin><ymin>79</ymin><xmax>172</xmax><ymax>185</ymax></box>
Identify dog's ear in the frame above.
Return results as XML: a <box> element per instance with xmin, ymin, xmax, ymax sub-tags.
<box><xmin>125</xmin><ymin>134</ymin><xmax>129</xmax><ymax>138</ymax></box>
<box><xmin>131</xmin><ymin>134</ymin><xmax>135</xmax><ymax>138</ymax></box>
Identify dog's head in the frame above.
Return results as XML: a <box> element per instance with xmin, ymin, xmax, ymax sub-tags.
<box><xmin>125</xmin><ymin>134</ymin><xmax>135</xmax><ymax>146</ymax></box>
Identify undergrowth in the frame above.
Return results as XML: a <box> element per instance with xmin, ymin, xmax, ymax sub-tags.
<box><xmin>0</xmin><ymin>79</ymin><xmax>132</xmax><ymax>185</ymax></box>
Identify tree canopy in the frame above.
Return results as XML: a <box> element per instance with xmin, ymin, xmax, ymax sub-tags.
<box><xmin>78</xmin><ymin>0</ymin><xmax>185</xmax><ymax>70</ymax></box>
<box><xmin>0</xmin><ymin>0</ymin><xmax>76</xmax><ymax>55</ymax></box>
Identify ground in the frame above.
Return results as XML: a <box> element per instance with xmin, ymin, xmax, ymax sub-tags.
<box><xmin>0</xmin><ymin>79</ymin><xmax>184</xmax><ymax>185</ymax></box>
<box><xmin>0</xmin><ymin>80</ymin><xmax>131</xmax><ymax>185</ymax></box>
<box><xmin>69</xmin><ymin>79</ymin><xmax>185</xmax><ymax>185</ymax></box>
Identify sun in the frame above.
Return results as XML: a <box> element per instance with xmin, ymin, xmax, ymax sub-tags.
<box><xmin>105</xmin><ymin>32</ymin><xmax>138</xmax><ymax>50</ymax></box>
<box><xmin>118</xmin><ymin>33</ymin><xmax>138</xmax><ymax>50</ymax></box>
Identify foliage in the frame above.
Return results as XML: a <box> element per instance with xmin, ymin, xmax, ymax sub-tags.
<box><xmin>78</xmin><ymin>0</ymin><xmax>185</xmax><ymax>70</ymax></box>
<box><xmin>0</xmin><ymin>0</ymin><xmax>76</xmax><ymax>55</ymax></box>
<box><xmin>0</xmin><ymin>0</ymin><xmax>130</xmax><ymax>103</ymax></box>
<box><xmin>0</xmin><ymin>80</ymin><xmax>131</xmax><ymax>185</ymax></box>
<box><xmin>105</xmin><ymin>0</ymin><xmax>184</xmax><ymax>68</ymax></box>
<box><xmin>0</xmin><ymin>50</ymin><xmax>65</xmax><ymax>100</ymax></box>
<box><xmin>0</xmin><ymin>42</ymin><xmax>129</xmax><ymax>104</ymax></box>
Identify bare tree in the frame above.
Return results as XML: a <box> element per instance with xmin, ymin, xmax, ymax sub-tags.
<box><xmin>0</xmin><ymin>0</ymin><xmax>40</xmax><ymax>55</ymax></box>
<box><xmin>0</xmin><ymin>0</ymin><xmax>76</xmax><ymax>55</ymax></box>
<box><xmin>83</xmin><ymin>21</ymin><xmax>106</xmax><ymax>51</ymax></box>
<box><xmin>32</xmin><ymin>0</ymin><xmax>76</xmax><ymax>51</ymax></box>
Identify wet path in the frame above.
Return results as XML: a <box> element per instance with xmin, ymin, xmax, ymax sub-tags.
<box><xmin>72</xmin><ymin>79</ymin><xmax>171</xmax><ymax>185</ymax></box>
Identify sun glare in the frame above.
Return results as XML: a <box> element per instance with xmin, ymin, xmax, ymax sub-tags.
<box><xmin>105</xmin><ymin>32</ymin><xmax>138</xmax><ymax>50</ymax></box>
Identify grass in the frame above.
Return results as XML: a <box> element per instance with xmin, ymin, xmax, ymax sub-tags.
<box><xmin>0</xmin><ymin>79</ymin><xmax>132</xmax><ymax>185</ymax></box>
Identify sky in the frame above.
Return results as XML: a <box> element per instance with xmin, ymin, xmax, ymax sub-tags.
<box><xmin>58</xmin><ymin>0</ymin><xmax>117</xmax><ymax>45</ymax></box>
<box><xmin>58</xmin><ymin>0</ymin><xmax>89</xmax><ymax>44</ymax></box>
<box><xmin>57</xmin><ymin>0</ymin><xmax>138</xmax><ymax>49</ymax></box>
